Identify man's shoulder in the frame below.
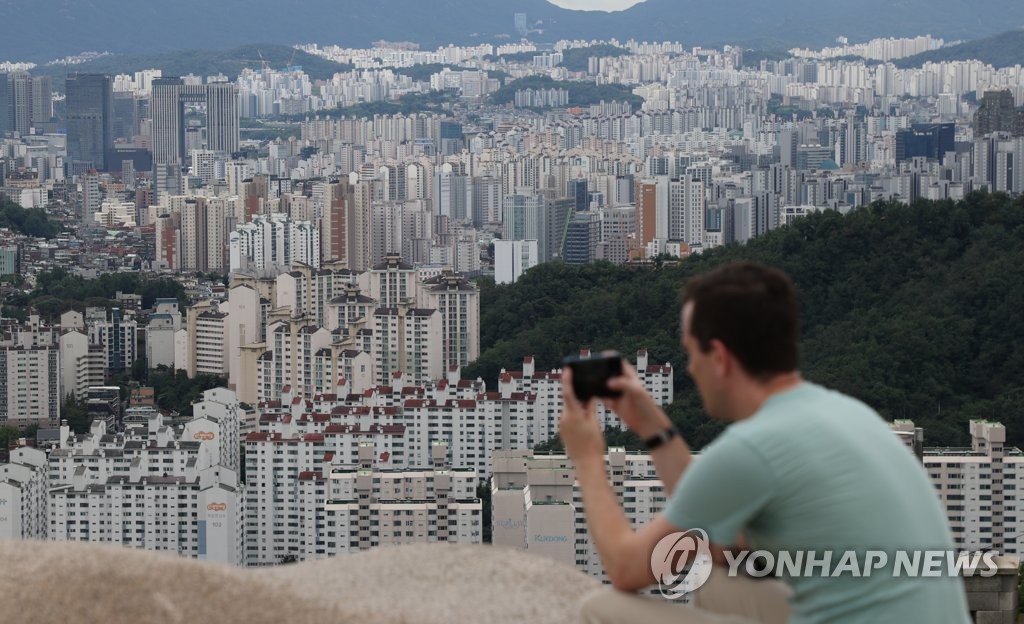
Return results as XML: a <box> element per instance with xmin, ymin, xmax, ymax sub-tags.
<box><xmin>728</xmin><ymin>383</ymin><xmax>886</xmax><ymax>448</ymax></box>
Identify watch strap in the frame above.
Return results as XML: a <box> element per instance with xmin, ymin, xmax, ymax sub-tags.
<box><xmin>643</xmin><ymin>426</ymin><xmax>679</xmax><ymax>451</ymax></box>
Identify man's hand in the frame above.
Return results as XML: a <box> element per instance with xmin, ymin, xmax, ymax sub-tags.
<box><xmin>559</xmin><ymin>368</ymin><xmax>606</xmax><ymax>465</ymax></box>
<box><xmin>601</xmin><ymin>361</ymin><xmax>672</xmax><ymax>439</ymax></box>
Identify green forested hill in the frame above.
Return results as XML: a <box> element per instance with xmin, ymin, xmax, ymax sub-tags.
<box><xmin>464</xmin><ymin>193</ymin><xmax>1024</xmax><ymax>449</ymax></box>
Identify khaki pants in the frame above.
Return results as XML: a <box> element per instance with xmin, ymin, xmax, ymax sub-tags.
<box><xmin>580</xmin><ymin>567</ymin><xmax>792</xmax><ymax>624</ymax></box>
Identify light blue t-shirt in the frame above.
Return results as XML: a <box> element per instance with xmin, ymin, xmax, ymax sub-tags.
<box><xmin>664</xmin><ymin>382</ymin><xmax>971</xmax><ymax>624</ymax></box>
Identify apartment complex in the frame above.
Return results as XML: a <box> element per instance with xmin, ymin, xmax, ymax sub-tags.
<box><xmin>0</xmin><ymin>389</ymin><xmax>244</xmax><ymax>565</ymax></box>
<box><xmin>901</xmin><ymin>420</ymin><xmax>1024</xmax><ymax>556</ymax></box>
<box><xmin>177</xmin><ymin>258</ymin><xmax>480</xmax><ymax>406</ymax></box>
<box><xmin>245</xmin><ymin>440</ymin><xmax>481</xmax><ymax>565</ymax></box>
<box><xmin>248</xmin><ymin>350</ymin><xmax>672</xmax><ymax>477</ymax></box>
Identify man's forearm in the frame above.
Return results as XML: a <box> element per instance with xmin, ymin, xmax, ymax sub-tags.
<box><xmin>649</xmin><ymin>436</ymin><xmax>691</xmax><ymax>494</ymax></box>
<box><xmin>631</xmin><ymin>401</ymin><xmax>692</xmax><ymax>493</ymax></box>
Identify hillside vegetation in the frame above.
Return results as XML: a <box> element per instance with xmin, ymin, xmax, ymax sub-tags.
<box><xmin>36</xmin><ymin>44</ymin><xmax>352</xmax><ymax>86</ymax></box>
<box><xmin>465</xmin><ymin>193</ymin><xmax>1024</xmax><ymax>450</ymax></box>
<box><xmin>897</xmin><ymin>29</ymin><xmax>1024</xmax><ymax>69</ymax></box>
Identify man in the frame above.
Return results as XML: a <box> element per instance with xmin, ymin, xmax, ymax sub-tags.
<box><xmin>559</xmin><ymin>261</ymin><xmax>970</xmax><ymax>623</ymax></box>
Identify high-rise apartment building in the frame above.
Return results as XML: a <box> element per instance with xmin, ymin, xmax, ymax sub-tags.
<box><xmin>668</xmin><ymin>178</ymin><xmax>705</xmax><ymax>247</ymax></box>
<box><xmin>0</xmin><ymin>447</ymin><xmax>49</xmax><ymax>539</ymax></box>
<box><xmin>86</xmin><ymin>307</ymin><xmax>137</xmax><ymax>378</ymax></box>
<box><xmin>421</xmin><ymin>272</ymin><xmax>480</xmax><ymax>370</ymax></box>
<box><xmin>0</xmin><ymin>317</ymin><xmax>60</xmax><ymax>428</ymax></box>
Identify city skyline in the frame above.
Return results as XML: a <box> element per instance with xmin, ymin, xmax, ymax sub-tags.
<box><xmin>0</xmin><ymin>5</ymin><xmax>1021</xmax><ymax>618</ymax></box>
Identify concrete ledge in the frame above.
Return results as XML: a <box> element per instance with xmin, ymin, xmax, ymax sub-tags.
<box><xmin>0</xmin><ymin>541</ymin><xmax>599</xmax><ymax>624</ymax></box>
<box><xmin>256</xmin><ymin>543</ymin><xmax>602</xmax><ymax>623</ymax></box>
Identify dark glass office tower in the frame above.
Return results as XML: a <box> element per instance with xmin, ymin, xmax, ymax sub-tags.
<box><xmin>66</xmin><ymin>73</ymin><xmax>113</xmax><ymax>171</ymax></box>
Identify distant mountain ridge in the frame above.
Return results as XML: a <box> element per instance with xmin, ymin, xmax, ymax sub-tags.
<box><xmin>2</xmin><ymin>0</ymin><xmax>1024</xmax><ymax>61</ymax></box>
<box><xmin>31</xmin><ymin>45</ymin><xmax>352</xmax><ymax>87</ymax></box>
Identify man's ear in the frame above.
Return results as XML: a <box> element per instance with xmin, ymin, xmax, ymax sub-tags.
<box><xmin>710</xmin><ymin>339</ymin><xmax>731</xmax><ymax>377</ymax></box>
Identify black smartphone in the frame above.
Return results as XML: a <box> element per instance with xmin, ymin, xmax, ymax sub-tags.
<box><xmin>562</xmin><ymin>351</ymin><xmax>624</xmax><ymax>402</ymax></box>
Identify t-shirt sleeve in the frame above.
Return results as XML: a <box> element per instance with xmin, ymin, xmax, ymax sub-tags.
<box><xmin>662</xmin><ymin>432</ymin><xmax>777</xmax><ymax>545</ymax></box>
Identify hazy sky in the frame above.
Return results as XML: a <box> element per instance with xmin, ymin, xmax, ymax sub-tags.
<box><xmin>547</xmin><ymin>0</ymin><xmax>645</xmax><ymax>11</ymax></box>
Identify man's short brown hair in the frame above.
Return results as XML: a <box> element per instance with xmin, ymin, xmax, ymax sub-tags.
<box><xmin>683</xmin><ymin>262</ymin><xmax>800</xmax><ymax>378</ymax></box>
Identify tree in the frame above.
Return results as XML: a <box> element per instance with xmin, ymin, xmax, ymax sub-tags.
<box><xmin>0</xmin><ymin>426</ymin><xmax>22</xmax><ymax>449</ymax></box>
<box><xmin>61</xmin><ymin>394</ymin><xmax>91</xmax><ymax>434</ymax></box>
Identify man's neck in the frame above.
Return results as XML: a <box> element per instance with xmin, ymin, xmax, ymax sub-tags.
<box><xmin>732</xmin><ymin>372</ymin><xmax>803</xmax><ymax>422</ymax></box>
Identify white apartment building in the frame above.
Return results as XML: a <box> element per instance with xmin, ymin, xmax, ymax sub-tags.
<box><xmin>145</xmin><ymin>298</ymin><xmax>182</xmax><ymax>369</ymax></box>
<box><xmin>276</xmin><ymin>264</ymin><xmax>360</xmax><ymax>328</ymax></box>
<box><xmin>58</xmin><ymin>330</ymin><xmax>105</xmax><ymax>399</ymax></box>
<box><xmin>494</xmin><ymin>239</ymin><xmax>539</xmax><ymax>285</ymax></box>
<box><xmin>223</xmin><ymin>258</ymin><xmax>478</xmax><ymax>400</ymax></box>
<box><xmin>194</xmin><ymin>309</ymin><xmax>228</xmax><ymax>376</ymax></box>
<box><xmin>366</xmin><ymin>254</ymin><xmax>418</xmax><ymax>307</ymax></box>
<box><xmin>186</xmin><ymin>387</ymin><xmax>243</xmax><ymax>473</ymax></box>
<box><xmin>93</xmin><ymin>199</ymin><xmax>136</xmax><ymax>228</ymax></box>
<box><xmin>491</xmin><ymin>448</ymin><xmax>663</xmax><ymax>581</ymax></box>
<box><xmin>0</xmin><ymin>447</ymin><xmax>49</xmax><ymax>539</ymax></box>
<box><xmin>49</xmin><ymin>464</ymin><xmax>243</xmax><ymax>565</ymax></box>
<box><xmin>310</xmin><ymin>345</ymin><xmax>375</xmax><ymax>398</ymax></box>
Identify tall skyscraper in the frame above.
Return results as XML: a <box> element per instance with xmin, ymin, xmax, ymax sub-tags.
<box><xmin>30</xmin><ymin>75</ymin><xmax>52</xmax><ymax>128</ymax></box>
<box><xmin>569</xmin><ymin>177</ymin><xmax>588</xmax><ymax>212</ymax></box>
<box><xmin>6</xmin><ymin>73</ymin><xmax>53</xmax><ymax>134</ymax></box>
<box><xmin>633</xmin><ymin>180</ymin><xmax>658</xmax><ymax>258</ymax></box>
<box><xmin>668</xmin><ymin>178</ymin><xmax>705</xmax><ymax>246</ymax></box>
<box><xmin>895</xmin><ymin>123</ymin><xmax>955</xmax><ymax>163</ymax></box>
<box><xmin>152</xmin><ymin>78</ymin><xmax>239</xmax><ymax>170</ymax></box>
<box><xmin>974</xmin><ymin>90</ymin><xmax>1024</xmax><ymax>137</ymax></box>
<box><xmin>112</xmin><ymin>91</ymin><xmax>139</xmax><ymax>141</ymax></box>
<box><xmin>66</xmin><ymin>74</ymin><xmax>114</xmax><ymax>171</ymax></box>
<box><xmin>514</xmin><ymin>12</ymin><xmax>528</xmax><ymax>37</ymax></box>
<box><xmin>0</xmin><ymin>74</ymin><xmax>9</xmax><ymax>134</ymax></box>
<box><xmin>8</xmin><ymin>72</ymin><xmax>32</xmax><ymax>134</ymax></box>
<box><xmin>502</xmin><ymin>192</ymin><xmax>548</xmax><ymax>259</ymax></box>
<box><xmin>434</xmin><ymin>168</ymin><xmax>470</xmax><ymax>222</ymax></box>
<box><xmin>471</xmin><ymin>176</ymin><xmax>502</xmax><ymax>227</ymax></box>
<box><xmin>563</xmin><ymin>211</ymin><xmax>600</xmax><ymax>265</ymax></box>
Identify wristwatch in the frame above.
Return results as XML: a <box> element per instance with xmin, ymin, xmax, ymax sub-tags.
<box><xmin>643</xmin><ymin>426</ymin><xmax>679</xmax><ymax>451</ymax></box>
